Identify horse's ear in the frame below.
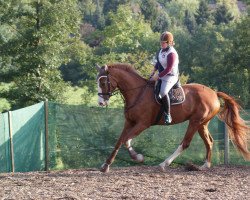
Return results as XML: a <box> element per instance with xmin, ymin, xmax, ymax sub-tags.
<box><xmin>95</xmin><ymin>64</ymin><xmax>101</xmax><ymax>71</ymax></box>
<box><xmin>104</xmin><ymin>65</ymin><xmax>108</xmax><ymax>71</ymax></box>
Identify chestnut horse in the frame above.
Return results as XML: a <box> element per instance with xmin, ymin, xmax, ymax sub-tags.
<box><xmin>96</xmin><ymin>63</ymin><xmax>250</xmax><ymax>173</ymax></box>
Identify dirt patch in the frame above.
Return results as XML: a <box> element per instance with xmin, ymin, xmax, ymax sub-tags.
<box><xmin>0</xmin><ymin>165</ymin><xmax>249</xmax><ymax>200</ymax></box>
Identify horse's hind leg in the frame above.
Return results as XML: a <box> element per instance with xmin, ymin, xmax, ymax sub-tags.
<box><xmin>159</xmin><ymin>121</ymin><xmax>200</xmax><ymax>171</ymax></box>
<box><xmin>198</xmin><ymin>122</ymin><xmax>214</xmax><ymax>170</ymax></box>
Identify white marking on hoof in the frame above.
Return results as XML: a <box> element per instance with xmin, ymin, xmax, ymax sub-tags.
<box><xmin>100</xmin><ymin>163</ymin><xmax>110</xmax><ymax>173</ymax></box>
<box><xmin>200</xmin><ymin>160</ymin><xmax>211</xmax><ymax>170</ymax></box>
<box><xmin>136</xmin><ymin>154</ymin><xmax>144</xmax><ymax>163</ymax></box>
<box><xmin>165</xmin><ymin>160</ymin><xmax>171</xmax><ymax>167</ymax></box>
<box><xmin>159</xmin><ymin>163</ymin><xmax>166</xmax><ymax>172</ymax></box>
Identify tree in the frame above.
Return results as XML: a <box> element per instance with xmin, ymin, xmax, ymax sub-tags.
<box><xmin>185</xmin><ymin>23</ymin><xmax>232</xmax><ymax>86</ymax></box>
<box><xmin>184</xmin><ymin>10</ymin><xmax>196</xmax><ymax>34</ymax></box>
<box><xmin>152</xmin><ymin>10</ymin><xmax>171</xmax><ymax>32</ymax></box>
<box><xmin>214</xmin><ymin>4</ymin><xmax>234</xmax><ymax>25</ymax></box>
<box><xmin>164</xmin><ymin>0</ymin><xmax>199</xmax><ymax>27</ymax></box>
<box><xmin>101</xmin><ymin>4</ymin><xmax>158</xmax><ymax>54</ymax></box>
<box><xmin>93</xmin><ymin>0</ymin><xmax>105</xmax><ymax>29</ymax></box>
<box><xmin>78</xmin><ymin>0</ymin><xmax>96</xmax><ymax>23</ymax></box>
<box><xmin>195</xmin><ymin>0</ymin><xmax>212</xmax><ymax>26</ymax></box>
<box><xmin>0</xmin><ymin>0</ymin><xmax>89</xmax><ymax>108</ymax></box>
<box><xmin>223</xmin><ymin>15</ymin><xmax>250</xmax><ymax>107</ymax></box>
<box><xmin>79</xmin><ymin>0</ymin><xmax>106</xmax><ymax>29</ymax></box>
<box><xmin>103</xmin><ymin>0</ymin><xmax>130</xmax><ymax>16</ymax></box>
<box><xmin>183</xmin><ymin>21</ymin><xmax>249</xmax><ymax>108</ymax></box>
<box><xmin>140</xmin><ymin>0</ymin><xmax>158</xmax><ymax>22</ymax></box>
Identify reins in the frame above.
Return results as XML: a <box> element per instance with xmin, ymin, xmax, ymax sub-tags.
<box><xmin>97</xmin><ymin>65</ymin><xmax>152</xmax><ymax>111</ymax></box>
<box><xmin>124</xmin><ymin>82</ymin><xmax>149</xmax><ymax>112</ymax></box>
<box><xmin>98</xmin><ymin>73</ymin><xmax>149</xmax><ymax>98</ymax></box>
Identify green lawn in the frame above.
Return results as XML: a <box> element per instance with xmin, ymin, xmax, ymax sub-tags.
<box><xmin>64</xmin><ymin>85</ymin><xmax>124</xmax><ymax>108</ymax></box>
<box><xmin>0</xmin><ymin>83</ymin><xmax>11</xmax><ymax>112</ymax></box>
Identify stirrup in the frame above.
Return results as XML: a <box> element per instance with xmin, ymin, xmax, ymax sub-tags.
<box><xmin>164</xmin><ymin>114</ymin><xmax>172</xmax><ymax>124</ymax></box>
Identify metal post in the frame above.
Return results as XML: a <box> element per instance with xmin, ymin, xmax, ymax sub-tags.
<box><xmin>224</xmin><ymin>123</ymin><xmax>229</xmax><ymax>165</ymax></box>
<box><xmin>8</xmin><ymin>111</ymin><xmax>15</xmax><ymax>173</ymax></box>
<box><xmin>44</xmin><ymin>100</ymin><xmax>49</xmax><ymax>171</ymax></box>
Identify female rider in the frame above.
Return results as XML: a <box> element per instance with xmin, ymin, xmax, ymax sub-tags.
<box><xmin>150</xmin><ymin>31</ymin><xmax>179</xmax><ymax>124</ymax></box>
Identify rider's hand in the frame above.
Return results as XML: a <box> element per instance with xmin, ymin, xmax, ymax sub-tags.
<box><xmin>150</xmin><ymin>74</ymin><xmax>159</xmax><ymax>81</ymax></box>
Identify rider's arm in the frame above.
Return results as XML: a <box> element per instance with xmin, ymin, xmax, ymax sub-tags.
<box><xmin>159</xmin><ymin>52</ymin><xmax>176</xmax><ymax>78</ymax></box>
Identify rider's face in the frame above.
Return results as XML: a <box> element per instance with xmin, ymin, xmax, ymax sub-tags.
<box><xmin>160</xmin><ymin>41</ymin><xmax>168</xmax><ymax>49</ymax></box>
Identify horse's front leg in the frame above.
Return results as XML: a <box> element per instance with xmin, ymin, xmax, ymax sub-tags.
<box><xmin>100</xmin><ymin>136</ymin><xmax>123</xmax><ymax>173</ymax></box>
<box><xmin>100</xmin><ymin>122</ymin><xmax>148</xmax><ymax>173</ymax></box>
<box><xmin>125</xmin><ymin>139</ymin><xmax>144</xmax><ymax>163</ymax></box>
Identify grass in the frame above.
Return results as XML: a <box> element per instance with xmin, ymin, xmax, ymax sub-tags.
<box><xmin>63</xmin><ymin>86</ymin><xmax>95</xmax><ymax>105</ymax></box>
<box><xmin>0</xmin><ymin>82</ymin><xmax>11</xmax><ymax>112</ymax></box>
<box><xmin>64</xmin><ymin>85</ymin><xmax>124</xmax><ymax>108</ymax></box>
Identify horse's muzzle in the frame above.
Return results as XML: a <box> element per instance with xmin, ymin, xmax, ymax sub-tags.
<box><xmin>98</xmin><ymin>101</ymin><xmax>109</xmax><ymax>107</ymax></box>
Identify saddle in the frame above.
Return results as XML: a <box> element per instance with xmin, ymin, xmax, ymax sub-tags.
<box><xmin>154</xmin><ymin>79</ymin><xmax>185</xmax><ymax>105</ymax></box>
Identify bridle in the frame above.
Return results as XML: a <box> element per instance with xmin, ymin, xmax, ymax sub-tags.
<box><xmin>97</xmin><ymin>75</ymin><xmax>111</xmax><ymax>97</ymax></box>
<box><xmin>97</xmin><ymin>73</ymin><xmax>117</xmax><ymax>99</ymax></box>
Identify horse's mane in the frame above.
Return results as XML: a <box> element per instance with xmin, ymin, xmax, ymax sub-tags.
<box><xmin>108</xmin><ymin>63</ymin><xmax>146</xmax><ymax>80</ymax></box>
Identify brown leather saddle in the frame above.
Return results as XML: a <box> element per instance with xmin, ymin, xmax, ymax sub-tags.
<box><xmin>154</xmin><ymin>79</ymin><xmax>185</xmax><ymax>105</ymax></box>
<box><xmin>152</xmin><ymin>79</ymin><xmax>185</xmax><ymax>125</ymax></box>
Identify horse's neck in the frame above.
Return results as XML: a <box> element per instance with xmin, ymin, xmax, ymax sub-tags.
<box><xmin>110</xmin><ymin>68</ymin><xmax>146</xmax><ymax>107</ymax></box>
<box><xmin>112</xmin><ymin>70</ymin><xmax>145</xmax><ymax>90</ymax></box>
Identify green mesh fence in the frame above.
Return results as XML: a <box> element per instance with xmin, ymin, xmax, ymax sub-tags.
<box><xmin>11</xmin><ymin>102</ymin><xmax>45</xmax><ymax>172</ymax></box>
<box><xmin>0</xmin><ymin>112</ymin><xmax>11</xmax><ymax>172</ymax></box>
<box><xmin>48</xmin><ymin>102</ymin><xmax>250</xmax><ymax>170</ymax></box>
<box><xmin>0</xmin><ymin>102</ymin><xmax>45</xmax><ymax>173</ymax></box>
<box><xmin>0</xmin><ymin>102</ymin><xmax>249</xmax><ymax>173</ymax></box>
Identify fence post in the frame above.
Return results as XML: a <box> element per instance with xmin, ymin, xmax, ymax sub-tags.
<box><xmin>8</xmin><ymin>111</ymin><xmax>15</xmax><ymax>173</ymax></box>
<box><xmin>224</xmin><ymin>123</ymin><xmax>229</xmax><ymax>165</ymax></box>
<box><xmin>44</xmin><ymin>100</ymin><xmax>49</xmax><ymax>171</ymax></box>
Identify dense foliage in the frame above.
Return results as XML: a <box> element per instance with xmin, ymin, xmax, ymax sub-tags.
<box><xmin>0</xmin><ymin>0</ymin><xmax>249</xmax><ymax>112</ymax></box>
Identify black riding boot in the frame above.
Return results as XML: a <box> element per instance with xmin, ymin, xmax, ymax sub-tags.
<box><xmin>161</xmin><ymin>95</ymin><xmax>172</xmax><ymax>124</ymax></box>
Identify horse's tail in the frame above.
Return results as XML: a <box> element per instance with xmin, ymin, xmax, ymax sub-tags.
<box><xmin>217</xmin><ymin>92</ymin><xmax>250</xmax><ymax>161</ymax></box>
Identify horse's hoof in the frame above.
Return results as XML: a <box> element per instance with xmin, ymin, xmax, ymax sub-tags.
<box><xmin>159</xmin><ymin>163</ymin><xmax>166</xmax><ymax>172</ymax></box>
<box><xmin>100</xmin><ymin>163</ymin><xmax>110</xmax><ymax>173</ymax></box>
<box><xmin>185</xmin><ymin>162</ymin><xmax>201</xmax><ymax>171</ymax></box>
<box><xmin>135</xmin><ymin>154</ymin><xmax>144</xmax><ymax>163</ymax></box>
<box><xmin>200</xmin><ymin>161</ymin><xmax>211</xmax><ymax>171</ymax></box>
<box><xmin>199</xmin><ymin>165</ymin><xmax>210</xmax><ymax>171</ymax></box>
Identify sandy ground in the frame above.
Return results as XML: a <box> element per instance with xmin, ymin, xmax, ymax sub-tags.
<box><xmin>0</xmin><ymin>165</ymin><xmax>249</xmax><ymax>200</ymax></box>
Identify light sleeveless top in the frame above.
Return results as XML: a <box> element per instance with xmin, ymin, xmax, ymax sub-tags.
<box><xmin>158</xmin><ymin>46</ymin><xmax>179</xmax><ymax>78</ymax></box>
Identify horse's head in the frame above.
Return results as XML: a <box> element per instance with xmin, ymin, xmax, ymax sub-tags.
<box><xmin>96</xmin><ymin>64</ymin><xmax>117</xmax><ymax>106</ymax></box>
